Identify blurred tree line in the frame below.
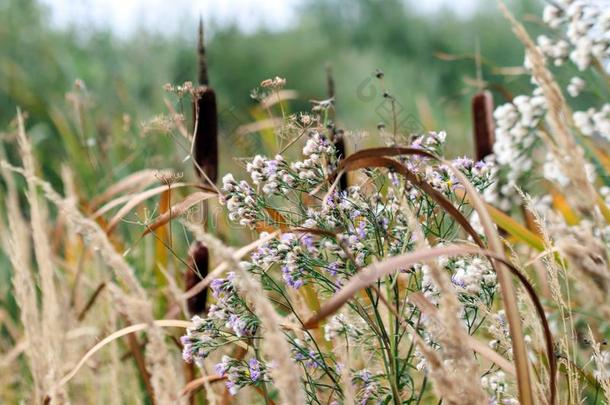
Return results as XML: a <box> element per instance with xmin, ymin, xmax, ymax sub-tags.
<box><xmin>0</xmin><ymin>0</ymin><xmax>541</xmax><ymax>186</ymax></box>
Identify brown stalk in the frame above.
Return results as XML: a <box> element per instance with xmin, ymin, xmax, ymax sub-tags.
<box><xmin>141</xmin><ymin>191</ymin><xmax>216</xmax><ymax>236</ymax></box>
<box><xmin>76</xmin><ymin>282</ymin><xmax>106</xmax><ymax>321</ymax></box>
<box><xmin>124</xmin><ymin>320</ymin><xmax>156</xmax><ymax>403</ymax></box>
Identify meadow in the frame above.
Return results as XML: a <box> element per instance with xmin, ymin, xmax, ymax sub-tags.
<box><xmin>1</xmin><ymin>0</ymin><xmax>609</xmax><ymax>404</ymax></box>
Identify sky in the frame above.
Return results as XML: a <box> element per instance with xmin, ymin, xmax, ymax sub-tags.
<box><xmin>39</xmin><ymin>0</ymin><xmax>480</xmax><ymax>37</ymax></box>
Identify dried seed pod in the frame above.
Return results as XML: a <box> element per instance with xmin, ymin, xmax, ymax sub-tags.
<box><xmin>185</xmin><ymin>241</ymin><xmax>209</xmax><ymax>315</ymax></box>
<box><xmin>471</xmin><ymin>90</ymin><xmax>495</xmax><ymax>161</ymax></box>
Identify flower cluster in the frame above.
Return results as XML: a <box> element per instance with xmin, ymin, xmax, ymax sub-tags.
<box><xmin>352</xmin><ymin>369</ymin><xmax>390</xmax><ymax>404</ymax></box>
<box><xmin>246</xmin><ymin>154</ymin><xmax>289</xmax><ymax>194</ymax></box>
<box><xmin>489</xmin><ymin>1</ymin><xmax>610</xmax><ymax>210</ymax></box>
<box><xmin>573</xmin><ymin>104</ymin><xmax>610</xmax><ymax>141</ymax></box>
<box><xmin>481</xmin><ymin>371</ymin><xmax>518</xmax><ymax>405</ymax></box>
<box><xmin>222</xmin><ymin>174</ymin><xmax>261</xmax><ymax>227</ymax></box>
<box><xmin>323</xmin><ymin>313</ymin><xmax>365</xmax><ymax>341</ymax></box>
<box><xmin>214</xmin><ymin>355</ymin><xmax>270</xmax><ymax>395</ymax></box>
<box><xmin>493</xmin><ymin>91</ymin><xmax>546</xmax><ymax>175</ymax></box>
<box><xmin>183</xmin><ymin>124</ymin><xmax>498</xmax><ymax>401</ymax></box>
<box><xmin>540</xmin><ymin>0</ymin><xmax>610</xmax><ymax>71</ymax></box>
<box><xmin>181</xmin><ymin>272</ymin><xmax>259</xmax><ymax>365</ymax></box>
<box><xmin>449</xmin><ymin>256</ymin><xmax>496</xmax><ymax>296</ymax></box>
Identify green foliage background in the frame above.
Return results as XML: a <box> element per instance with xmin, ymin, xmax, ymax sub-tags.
<box><xmin>1</xmin><ymin>0</ymin><xmax>541</xmax><ymax>171</ymax></box>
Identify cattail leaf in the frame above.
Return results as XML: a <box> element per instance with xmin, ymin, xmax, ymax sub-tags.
<box><xmin>90</xmin><ymin>169</ymin><xmax>162</xmax><ymax>209</ymax></box>
<box><xmin>235</xmin><ymin>117</ymin><xmax>283</xmax><ymax>137</ymax></box>
<box><xmin>94</xmin><ymin>183</ymin><xmax>192</xmax><ymax>219</ymax></box>
<box><xmin>259</xmin><ymin>89</ymin><xmax>298</xmax><ymax>110</ymax></box>
<box><xmin>142</xmin><ymin>191</ymin><xmax>216</xmax><ymax>236</ymax></box>
<box><xmin>485</xmin><ymin>203</ymin><xmax>545</xmax><ymax>251</ymax></box>
<box><xmin>180</xmin><ymin>375</ymin><xmax>226</xmax><ymax>398</ymax></box>
<box><xmin>549</xmin><ymin>187</ymin><xmax>579</xmax><ymax>225</ymax></box>
<box><xmin>340</xmin><ymin>146</ymin><xmax>436</xmax><ymax>163</ymax></box>
<box><xmin>103</xmin><ymin>183</ymin><xmax>205</xmax><ymax>232</ymax></box>
<box><xmin>55</xmin><ymin>320</ymin><xmax>192</xmax><ymax>390</ymax></box>
<box><xmin>471</xmin><ymin>91</ymin><xmax>495</xmax><ymax>161</ymax></box>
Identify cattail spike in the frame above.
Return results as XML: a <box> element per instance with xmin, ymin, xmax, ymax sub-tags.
<box><xmin>471</xmin><ymin>90</ymin><xmax>495</xmax><ymax>161</ymax></box>
<box><xmin>197</xmin><ymin>17</ymin><xmax>209</xmax><ymax>86</ymax></box>
<box><xmin>193</xmin><ymin>88</ymin><xmax>219</xmax><ymax>184</ymax></box>
<box><xmin>185</xmin><ymin>241</ymin><xmax>209</xmax><ymax>315</ymax></box>
<box><xmin>193</xmin><ymin>18</ymin><xmax>218</xmax><ymax>185</ymax></box>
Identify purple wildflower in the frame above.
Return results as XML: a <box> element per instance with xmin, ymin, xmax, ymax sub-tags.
<box><xmin>248</xmin><ymin>358</ymin><xmax>262</xmax><ymax>382</ymax></box>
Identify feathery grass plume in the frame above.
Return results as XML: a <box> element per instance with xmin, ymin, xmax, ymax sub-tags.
<box><xmin>404</xmin><ymin>199</ymin><xmax>488</xmax><ymax>404</ymax></box>
<box><xmin>1</xmin><ymin>157</ymin><xmax>185</xmax><ymax>404</ymax></box>
<box><xmin>498</xmin><ymin>2</ymin><xmax>599</xmax><ymax>220</ymax></box>
<box><xmin>326</xmin><ymin>64</ymin><xmax>347</xmax><ymax>191</ymax></box>
<box><xmin>188</xmin><ymin>228</ymin><xmax>305</xmax><ymax>405</ymax></box>
<box><xmin>556</xmin><ymin>224</ymin><xmax>609</xmax><ymax>293</ymax></box>
<box><xmin>444</xmin><ymin>158</ymin><xmax>537</xmax><ymax>405</ymax></box>
<box><xmin>186</xmin><ymin>241</ymin><xmax>209</xmax><ymax>315</ymax></box>
<box><xmin>521</xmin><ymin>193</ymin><xmax>584</xmax><ymax>401</ymax></box>
<box><xmin>1</xmin><ymin>151</ymin><xmax>45</xmax><ymax>401</ymax></box>
<box><xmin>471</xmin><ymin>90</ymin><xmax>495</xmax><ymax>161</ymax></box>
<box><xmin>589</xmin><ymin>327</ymin><xmax>610</xmax><ymax>401</ymax></box>
<box><xmin>15</xmin><ymin>109</ymin><xmax>67</xmax><ymax>403</ymax></box>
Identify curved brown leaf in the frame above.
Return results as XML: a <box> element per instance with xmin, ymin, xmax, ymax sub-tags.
<box><xmin>302</xmin><ymin>242</ymin><xmax>555</xmax><ymax>404</ymax></box>
<box><xmin>90</xmin><ymin>169</ymin><xmax>162</xmax><ymax>209</ymax></box>
<box><xmin>142</xmin><ymin>191</ymin><xmax>216</xmax><ymax>236</ymax></box>
<box><xmin>105</xmin><ymin>183</ymin><xmax>211</xmax><ymax>233</ymax></box>
<box><xmin>338</xmin><ymin>155</ymin><xmax>485</xmax><ymax>247</ymax></box>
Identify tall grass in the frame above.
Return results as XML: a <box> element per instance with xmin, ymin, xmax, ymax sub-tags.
<box><xmin>1</xmin><ymin>1</ymin><xmax>609</xmax><ymax>404</ymax></box>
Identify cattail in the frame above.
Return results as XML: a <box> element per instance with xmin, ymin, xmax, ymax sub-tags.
<box><xmin>326</xmin><ymin>64</ymin><xmax>348</xmax><ymax>190</ymax></box>
<box><xmin>186</xmin><ymin>241</ymin><xmax>209</xmax><ymax>315</ymax></box>
<box><xmin>471</xmin><ymin>90</ymin><xmax>495</xmax><ymax>161</ymax></box>
<box><xmin>192</xmin><ymin>20</ymin><xmax>218</xmax><ymax>186</ymax></box>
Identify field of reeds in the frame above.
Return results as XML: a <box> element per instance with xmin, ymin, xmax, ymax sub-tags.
<box><xmin>1</xmin><ymin>0</ymin><xmax>610</xmax><ymax>404</ymax></box>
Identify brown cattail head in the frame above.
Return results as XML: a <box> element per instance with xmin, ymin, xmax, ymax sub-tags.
<box><xmin>192</xmin><ymin>87</ymin><xmax>218</xmax><ymax>184</ymax></box>
<box><xmin>185</xmin><ymin>241</ymin><xmax>209</xmax><ymax>315</ymax></box>
<box><xmin>471</xmin><ymin>90</ymin><xmax>495</xmax><ymax>161</ymax></box>
<box><xmin>192</xmin><ymin>21</ymin><xmax>218</xmax><ymax>185</ymax></box>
